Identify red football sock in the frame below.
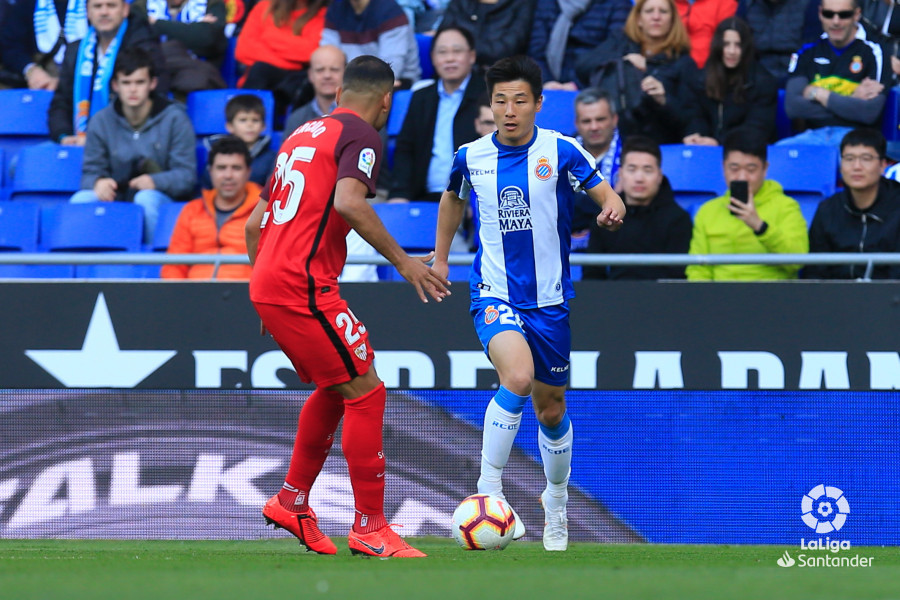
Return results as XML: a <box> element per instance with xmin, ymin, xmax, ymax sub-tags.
<box><xmin>342</xmin><ymin>383</ymin><xmax>388</xmax><ymax>533</ymax></box>
<box><xmin>278</xmin><ymin>387</ymin><xmax>345</xmax><ymax>512</ymax></box>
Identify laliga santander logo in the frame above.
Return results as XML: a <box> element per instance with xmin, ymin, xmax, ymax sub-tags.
<box><xmin>802</xmin><ymin>484</ymin><xmax>850</xmax><ymax>534</ymax></box>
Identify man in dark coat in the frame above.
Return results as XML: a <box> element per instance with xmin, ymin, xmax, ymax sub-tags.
<box><xmin>584</xmin><ymin>135</ymin><xmax>693</xmax><ymax>280</ymax></box>
<box><xmin>806</xmin><ymin>127</ymin><xmax>900</xmax><ymax>279</ymax></box>
<box><xmin>388</xmin><ymin>24</ymin><xmax>485</xmax><ymax>203</ymax></box>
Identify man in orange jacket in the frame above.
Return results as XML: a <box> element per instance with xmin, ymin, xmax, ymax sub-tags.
<box><xmin>162</xmin><ymin>135</ymin><xmax>261</xmax><ymax>279</ymax></box>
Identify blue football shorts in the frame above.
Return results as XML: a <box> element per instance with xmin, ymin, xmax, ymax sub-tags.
<box><xmin>470</xmin><ymin>297</ymin><xmax>571</xmax><ymax>386</ymax></box>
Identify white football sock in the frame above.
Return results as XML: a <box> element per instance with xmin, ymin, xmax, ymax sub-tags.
<box><xmin>477</xmin><ymin>387</ymin><xmax>528</xmax><ymax>495</ymax></box>
<box><xmin>539</xmin><ymin>414</ymin><xmax>572</xmax><ymax>509</ymax></box>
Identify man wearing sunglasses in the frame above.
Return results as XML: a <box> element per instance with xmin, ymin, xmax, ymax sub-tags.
<box><xmin>781</xmin><ymin>0</ymin><xmax>889</xmax><ymax>146</ymax></box>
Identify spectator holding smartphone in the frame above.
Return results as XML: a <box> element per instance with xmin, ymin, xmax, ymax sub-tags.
<box><xmin>687</xmin><ymin>128</ymin><xmax>809</xmax><ymax>280</ymax></box>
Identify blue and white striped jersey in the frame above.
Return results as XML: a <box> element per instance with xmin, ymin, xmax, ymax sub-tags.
<box><xmin>448</xmin><ymin>126</ymin><xmax>603</xmax><ymax>309</ymax></box>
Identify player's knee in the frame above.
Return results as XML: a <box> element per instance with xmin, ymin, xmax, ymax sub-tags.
<box><xmin>536</xmin><ymin>404</ymin><xmax>565</xmax><ymax>428</ymax></box>
<box><xmin>534</xmin><ymin>391</ymin><xmax>566</xmax><ymax>427</ymax></box>
<box><xmin>501</xmin><ymin>371</ymin><xmax>533</xmax><ymax>397</ymax></box>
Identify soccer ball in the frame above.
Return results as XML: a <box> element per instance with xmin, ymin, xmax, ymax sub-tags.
<box><xmin>451</xmin><ymin>494</ymin><xmax>517</xmax><ymax>550</ymax></box>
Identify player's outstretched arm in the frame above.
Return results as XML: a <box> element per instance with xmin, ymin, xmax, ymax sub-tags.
<box><xmin>432</xmin><ymin>190</ymin><xmax>466</xmax><ymax>281</ymax></box>
<box><xmin>245</xmin><ymin>199</ymin><xmax>269</xmax><ymax>266</ymax></box>
<box><xmin>588</xmin><ymin>180</ymin><xmax>626</xmax><ymax>232</ymax></box>
<box><xmin>334</xmin><ymin>177</ymin><xmax>451</xmax><ymax>303</ymax></box>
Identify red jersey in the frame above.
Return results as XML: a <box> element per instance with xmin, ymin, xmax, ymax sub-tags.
<box><xmin>250</xmin><ymin>108</ymin><xmax>381</xmax><ymax>305</ymax></box>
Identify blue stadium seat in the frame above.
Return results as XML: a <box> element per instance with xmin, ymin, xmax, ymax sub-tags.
<box><xmin>386</xmin><ymin>89</ymin><xmax>413</xmax><ymax>168</ymax></box>
<box><xmin>0</xmin><ymin>89</ymin><xmax>53</xmax><ymax>159</ymax></box>
<box><xmin>766</xmin><ymin>144</ymin><xmax>839</xmax><ymax>204</ymax></box>
<box><xmin>11</xmin><ymin>144</ymin><xmax>83</xmax><ymax>203</ymax></box>
<box><xmin>151</xmin><ymin>202</ymin><xmax>186</xmax><ymax>251</ymax></box>
<box><xmin>220</xmin><ymin>36</ymin><xmax>239</xmax><ymax>88</ymax></box>
<box><xmin>416</xmin><ymin>33</ymin><xmax>434</xmax><ymax>80</ymax></box>
<box><xmin>374</xmin><ymin>201</ymin><xmax>438</xmax><ymax>251</ymax></box>
<box><xmin>775</xmin><ymin>88</ymin><xmax>793</xmax><ymax>141</ymax></box>
<box><xmin>0</xmin><ymin>147</ymin><xmax>7</xmax><ymax>200</ymax></box>
<box><xmin>660</xmin><ymin>144</ymin><xmax>726</xmax><ymax>212</ymax></box>
<box><xmin>44</xmin><ymin>203</ymin><xmax>144</xmax><ymax>252</ymax></box>
<box><xmin>0</xmin><ymin>264</ymin><xmax>74</xmax><ymax>278</ymax></box>
<box><xmin>796</xmin><ymin>198</ymin><xmax>821</xmax><ymax>228</ymax></box>
<box><xmin>882</xmin><ymin>87</ymin><xmax>900</xmax><ymax>142</ymax></box>
<box><xmin>186</xmin><ymin>89</ymin><xmax>276</xmax><ymax>136</ymax></box>
<box><xmin>0</xmin><ymin>201</ymin><xmax>40</xmax><ymax>251</ymax></box>
<box><xmin>535</xmin><ymin>89</ymin><xmax>577</xmax><ymax>136</ymax></box>
<box><xmin>75</xmin><ymin>264</ymin><xmax>161</xmax><ymax>278</ymax></box>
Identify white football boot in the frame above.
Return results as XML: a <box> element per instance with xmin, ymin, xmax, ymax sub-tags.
<box><xmin>541</xmin><ymin>490</ymin><xmax>568</xmax><ymax>551</ymax></box>
<box><xmin>488</xmin><ymin>491</ymin><xmax>526</xmax><ymax>540</ymax></box>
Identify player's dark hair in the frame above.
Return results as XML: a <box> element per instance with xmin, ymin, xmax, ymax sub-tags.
<box><xmin>723</xmin><ymin>128</ymin><xmax>767</xmax><ymax>162</ymax></box>
<box><xmin>840</xmin><ymin>127</ymin><xmax>886</xmax><ymax>159</ymax></box>
<box><xmin>208</xmin><ymin>135</ymin><xmax>251</xmax><ymax>168</ymax></box>
<box><xmin>575</xmin><ymin>87</ymin><xmax>617</xmax><ymax>115</ymax></box>
<box><xmin>485</xmin><ymin>55</ymin><xmax>542</xmax><ymax>101</ymax></box>
<box><xmin>621</xmin><ymin>135</ymin><xmax>661</xmax><ymax>167</ymax></box>
<box><xmin>342</xmin><ymin>55</ymin><xmax>395</xmax><ymax>96</ymax></box>
<box><xmin>432</xmin><ymin>24</ymin><xmax>476</xmax><ymax>54</ymax></box>
<box><xmin>226</xmin><ymin>94</ymin><xmax>266</xmax><ymax>123</ymax></box>
<box><xmin>113</xmin><ymin>46</ymin><xmax>155</xmax><ymax>79</ymax></box>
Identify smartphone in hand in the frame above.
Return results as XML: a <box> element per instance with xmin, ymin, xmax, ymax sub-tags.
<box><xmin>729</xmin><ymin>180</ymin><xmax>749</xmax><ymax>215</ymax></box>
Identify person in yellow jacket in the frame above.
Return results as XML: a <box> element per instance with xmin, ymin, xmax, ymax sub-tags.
<box><xmin>687</xmin><ymin>129</ymin><xmax>809</xmax><ymax>280</ymax></box>
<box><xmin>162</xmin><ymin>136</ymin><xmax>261</xmax><ymax>280</ymax></box>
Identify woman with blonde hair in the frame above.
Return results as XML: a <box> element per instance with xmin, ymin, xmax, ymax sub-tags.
<box><xmin>575</xmin><ymin>0</ymin><xmax>696</xmax><ymax>144</ymax></box>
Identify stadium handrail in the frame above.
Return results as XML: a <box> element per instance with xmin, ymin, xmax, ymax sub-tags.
<box><xmin>2</xmin><ymin>252</ymin><xmax>899</xmax><ymax>268</ymax></box>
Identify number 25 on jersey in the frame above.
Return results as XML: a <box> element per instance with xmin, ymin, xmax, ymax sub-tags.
<box><xmin>271</xmin><ymin>146</ymin><xmax>317</xmax><ymax>225</ymax></box>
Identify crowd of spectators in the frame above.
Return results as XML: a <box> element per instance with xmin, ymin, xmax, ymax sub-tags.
<box><xmin>1</xmin><ymin>0</ymin><xmax>900</xmax><ymax>281</ymax></box>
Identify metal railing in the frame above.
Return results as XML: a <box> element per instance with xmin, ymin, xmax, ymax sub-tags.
<box><xmin>1</xmin><ymin>252</ymin><xmax>899</xmax><ymax>281</ymax></box>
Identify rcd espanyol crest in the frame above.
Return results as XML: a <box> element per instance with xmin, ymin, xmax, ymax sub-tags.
<box><xmin>534</xmin><ymin>157</ymin><xmax>553</xmax><ymax>180</ymax></box>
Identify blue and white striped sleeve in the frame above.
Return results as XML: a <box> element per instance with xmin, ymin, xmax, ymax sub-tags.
<box><xmin>559</xmin><ymin>136</ymin><xmax>603</xmax><ymax>192</ymax></box>
<box><xmin>447</xmin><ymin>146</ymin><xmax>472</xmax><ymax>200</ymax></box>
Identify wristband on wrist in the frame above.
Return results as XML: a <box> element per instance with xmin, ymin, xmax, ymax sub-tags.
<box><xmin>754</xmin><ymin>221</ymin><xmax>769</xmax><ymax>236</ymax></box>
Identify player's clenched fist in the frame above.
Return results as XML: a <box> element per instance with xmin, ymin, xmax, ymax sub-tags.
<box><xmin>597</xmin><ymin>207</ymin><xmax>624</xmax><ymax>231</ymax></box>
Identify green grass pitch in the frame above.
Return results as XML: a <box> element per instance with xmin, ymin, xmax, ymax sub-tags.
<box><xmin>1</xmin><ymin>539</ymin><xmax>898</xmax><ymax>600</ymax></box>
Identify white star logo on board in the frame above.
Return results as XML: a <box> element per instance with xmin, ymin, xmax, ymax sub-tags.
<box><xmin>25</xmin><ymin>293</ymin><xmax>176</xmax><ymax>387</ymax></box>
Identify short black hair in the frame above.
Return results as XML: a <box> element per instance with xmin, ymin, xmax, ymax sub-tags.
<box><xmin>342</xmin><ymin>55</ymin><xmax>395</xmax><ymax>96</ymax></box>
<box><xmin>432</xmin><ymin>24</ymin><xmax>475</xmax><ymax>53</ymax></box>
<box><xmin>485</xmin><ymin>55</ymin><xmax>542</xmax><ymax>101</ymax></box>
<box><xmin>621</xmin><ymin>135</ymin><xmax>661</xmax><ymax>167</ymax></box>
<box><xmin>821</xmin><ymin>0</ymin><xmax>860</xmax><ymax>9</ymax></box>
<box><xmin>113</xmin><ymin>46</ymin><xmax>155</xmax><ymax>79</ymax></box>
<box><xmin>208</xmin><ymin>135</ymin><xmax>251</xmax><ymax>168</ymax></box>
<box><xmin>575</xmin><ymin>87</ymin><xmax>617</xmax><ymax>115</ymax></box>
<box><xmin>226</xmin><ymin>94</ymin><xmax>266</xmax><ymax>123</ymax></box>
<box><xmin>722</xmin><ymin>128</ymin><xmax>767</xmax><ymax>162</ymax></box>
<box><xmin>840</xmin><ymin>127</ymin><xmax>886</xmax><ymax>159</ymax></box>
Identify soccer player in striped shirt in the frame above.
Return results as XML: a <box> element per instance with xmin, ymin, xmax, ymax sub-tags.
<box><xmin>433</xmin><ymin>55</ymin><xmax>625</xmax><ymax>551</ymax></box>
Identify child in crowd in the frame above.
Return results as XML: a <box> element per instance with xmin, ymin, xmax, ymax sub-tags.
<box><xmin>201</xmin><ymin>94</ymin><xmax>278</xmax><ymax>189</ymax></box>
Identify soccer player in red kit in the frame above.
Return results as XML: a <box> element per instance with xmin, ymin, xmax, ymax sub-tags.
<box><xmin>245</xmin><ymin>55</ymin><xmax>450</xmax><ymax>558</ymax></box>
